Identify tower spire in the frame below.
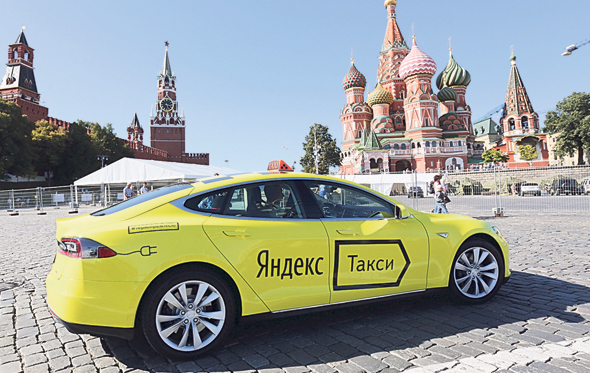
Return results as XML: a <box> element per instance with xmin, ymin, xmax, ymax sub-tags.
<box><xmin>162</xmin><ymin>41</ymin><xmax>172</xmax><ymax>77</ymax></box>
<box><xmin>382</xmin><ymin>0</ymin><xmax>407</xmax><ymax>52</ymax></box>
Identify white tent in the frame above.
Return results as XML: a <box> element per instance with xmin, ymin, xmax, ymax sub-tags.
<box><xmin>74</xmin><ymin>158</ymin><xmax>240</xmax><ymax>186</ymax></box>
<box><xmin>334</xmin><ymin>173</ymin><xmax>442</xmax><ymax>196</ymax></box>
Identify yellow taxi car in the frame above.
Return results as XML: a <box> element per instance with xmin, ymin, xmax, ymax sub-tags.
<box><xmin>46</xmin><ymin>172</ymin><xmax>510</xmax><ymax>359</ymax></box>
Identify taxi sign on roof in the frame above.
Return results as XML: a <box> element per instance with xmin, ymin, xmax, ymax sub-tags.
<box><xmin>267</xmin><ymin>160</ymin><xmax>293</xmax><ymax>173</ymax></box>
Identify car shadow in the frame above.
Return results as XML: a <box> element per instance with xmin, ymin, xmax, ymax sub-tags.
<box><xmin>102</xmin><ymin>270</ymin><xmax>590</xmax><ymax>371</ymax></box>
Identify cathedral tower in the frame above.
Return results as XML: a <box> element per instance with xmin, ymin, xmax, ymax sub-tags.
<box><xmin>0</xmin><ymin>28</ymin><xmax>48</xmax><ymax>123</ymax></box>
<box><xmin>500</xmin><ymin>54</ymin><xmax>538</xmax><ymax>135</ymax></box>
<box><xmin>340</xmin><ymin>59</ymin><xmax>372</xmax><ymax>150</ymax></box>
<box><xmin>378</xmin><ymin>0</ymin><xmax>410</xmax><ymax>129</ymax></box>
<box><xmin>150</xmin><ymin>42</ymin><xmax>186</xmax><ymax>161</ymax></box>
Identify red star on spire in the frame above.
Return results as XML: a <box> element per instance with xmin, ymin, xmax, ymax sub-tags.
<box><xmin>165</xmin><ymin>41</ymin><xmax>169</xmax><ymax>47</ymax></box>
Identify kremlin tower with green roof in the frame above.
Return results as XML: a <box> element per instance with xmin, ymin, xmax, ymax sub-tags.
<box><xmin>339</xmin><ymin>1</ymin><xmax>479</xmax><ymax>174</ymax></box>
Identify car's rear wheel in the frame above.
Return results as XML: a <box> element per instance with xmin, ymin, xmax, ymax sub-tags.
<box><xmin>141</xmin><ymin>268</ymin><xmax>235</xmax><ymax>360</ymax></box>
<box><xmin>449</xmin><ymin>239</ymin><xmax>504</xmax><ymax>304</ymax></box>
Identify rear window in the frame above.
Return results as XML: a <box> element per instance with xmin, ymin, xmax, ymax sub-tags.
<box><xmin>91</xmin><ymin>184</ymin><xmax>193</xmax><ymax>216</ymax></box>
<box><xmin>522</xmin><ymin>183</ymin><xmax>538</xmax><ymax>186</ymax></box>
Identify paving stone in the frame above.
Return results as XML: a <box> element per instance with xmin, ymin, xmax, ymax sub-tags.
<box><xmin>23</xmin><ymin>363</ymin><xmax>49</xmax><ymax>373</ymax></box>
<box><xmin>0</xmin><ymin>361</ymin><xmax>23</xmax><ymax>373</ymax></box>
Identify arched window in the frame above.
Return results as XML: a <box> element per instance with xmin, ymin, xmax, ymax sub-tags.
<box><xmin>458</xmin><ymin>141</ymin><xmax>462</xmax><ymax>146</ymax></box>
<box><xmin>449</xmin><ymin>141</ymin><xmax>454</xmax><ymax>147</ymax></box>
<box><xmin>425</xmin><ymin>141</ymin><xmax>430</xmax><ymax>147</ymax></box>
<box><xmin>12</xmin><ymin>50</ymin><xmax>17</xmax><ymax>60</ymax></box>
<box><xmin>417</xmin><ymin>142</ymin><xmax>421</xmax><ymax>148</ymax></box>
<box><xmin>424</xmin><ymin>118</ymin><xmax>430</xmax><ymax>127</ymax></box>
<box><xmin>411</xmin><ymin>143</ymin><xmax>416</xmax><ymax>149</ymax></box>
<box><xmin>401</xmin><ymin>144</ymin><xmax>406</xmax><ymax>150</ymax></box>
<box><xmin>24</xmin><ymin>51</ymin><xmax>29</xmax><ymax>61</ymax></box>
<box><xmin>509</xmin><ymin>118</ymin><xmax>515</xmax><ymax>130</ymax></box>
<box><xmin>164</xmin><ymin>77</ymin><xmax>169</xmax><ymax>84</ymax></box>
<box><xmin>393</xmin><ymin>144</ymin><xmax>399</xmax><ymax>150</ymax></box>
<box><xmin>521</xmin><ymin>116</ymin><xmax>529</xmax><ymax>129</ymax></box>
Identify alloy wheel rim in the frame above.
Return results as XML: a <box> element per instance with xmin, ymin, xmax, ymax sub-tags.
<box><xmin>453</xmin><ymin>247</ymin><xmax>499</xmax><ymax>299</ymax></box>
<box><xmin>155</xmin><ymin>280</ymin><xmax>226</xmax><ymax>351</ymax></box>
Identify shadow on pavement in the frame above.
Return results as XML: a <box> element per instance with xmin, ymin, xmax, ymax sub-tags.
<box><xmin>103</xmin><ymin>270</ymin><xmax>590</xmax><ymax>371</ymax></box>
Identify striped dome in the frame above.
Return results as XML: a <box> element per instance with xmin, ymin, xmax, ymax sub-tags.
<box><xmin>342</xmin><ymin>60</ymin><xmax>367</xmax><ymax>90</ymax></box>
<box><xmin>399</xmin><ymin>39</ymin><xmax>437</xmax><ymax>80</ymax></box>
<box><xmin>437</xmin><ymin>87</ymin><xmax>458</xmax><ymax>102</ymax></box>
<box><xmin>367</xmin><ymin>82</ymin><xmax>394</xmax><ymax>107</ymax></box>
<box><xmin>436</xmin><ymin>51</ymin><xmax>471</xmax><ymax>89</ymax></box>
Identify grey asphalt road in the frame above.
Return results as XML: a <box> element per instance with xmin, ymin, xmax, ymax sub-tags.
<box><xmin>0</xmin><ymin>207</ymin><xmax>589</xmax><ymax>373</ymax></box>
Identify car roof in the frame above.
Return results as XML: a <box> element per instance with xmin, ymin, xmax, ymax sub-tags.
<box><xmin>188</xmin><ymin>172</ymin><xmax>368</xmax><ymax>194</ymax></box>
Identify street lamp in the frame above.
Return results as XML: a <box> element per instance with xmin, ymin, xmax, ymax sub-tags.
<box><xmin>313</xmin><ymin>123</ymin><xmax>321</xmax><ymax>174</ymax></box>
<box><xmin>97</xmin><ymin>155</ymin><xmax>108</xmax><ymax>168</ymax></box>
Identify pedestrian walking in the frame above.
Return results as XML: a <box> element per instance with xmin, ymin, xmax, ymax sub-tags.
<box><xmin>433</xmin><ymin>174</ymin><xmax>448</xmax><ymax>214</ymax></box>
<box><xmin>511</xmin><ymin>183</ymin><xmax>516</xmax><ymax>196</ymax></box>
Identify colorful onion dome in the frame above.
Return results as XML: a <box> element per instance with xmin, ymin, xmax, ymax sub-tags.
<box><xmin>399</xmin><ymin>39</ymin><xmax>437</xmax><ymax>80</ymax></box>
<box><xmin>367</xmin><ymin>82</ymin><xmax>394</xmax><ymax>107</ymax></box>
<box><xmin>437</xmin><ymin>87</ymin><xmax>458</xmax><ymax>102</ymax></box>
<box><xmin>384</xmin><ymin>0</ymin><xmax>397</xmax><ymax>6</ymax></box>
<box><xmin>436</xmin><ymin>50</ymin><xmax>471</xmax><ymax>89</ymax></box>
<box><xmin>342</xmin><ymin>59</ymin><xmax>367</xmax><ymax>90</ymax></box>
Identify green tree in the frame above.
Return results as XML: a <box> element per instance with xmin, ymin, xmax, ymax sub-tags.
<box><xmin>517</xmin><ymin>144</ymin><xmax>538</xmax><ymax>165</ymax></box>
<box><xmin>482</xmin><ymin>148</ymin><xmax>508</xmax><ymax>164</ymax></box>
<box><xmin>0</xmin><ymin>100</ymin><xmax>35</xmax><ymax>178</ymax></box>
<box><xmin>31</xmin><ymin>120</ymin><xmax>68</xmax><ymax>185</ymax></box>
<box><xmin>300</xmin><ymin>124</ymin><xmax>341</xmax><ymax>174</ymax></box>
<box><xmin>89</xmin><ymin>122</ymin><xmax>134</xmax><ymax>166</ymax></box>
<box><xmin>51</xmin><ymin>120</ymin><xmax>99</xmax><ymax>184</ymax></box>
<box><xmin>544</xmin><ymin>92</ymin><xmax>590</xmax><ymax>165</ymax></box>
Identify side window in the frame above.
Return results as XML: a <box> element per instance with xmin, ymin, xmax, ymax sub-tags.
<box><xmin>303</xmin><ymin>181</ymin><xmax>394</xmax><ymax>219</ymax></box>
<box><xmin>225</xmin><ymin>181</ymin><xmax>304</xmax><ymax>219</ymax></box>
<box><xmin>184</xmin><ymin>190</ymin><xmax>230</xmax><ymax>214</ymax></box>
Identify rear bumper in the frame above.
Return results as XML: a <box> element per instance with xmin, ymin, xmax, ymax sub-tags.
<box><xmin>49</xmin><ymin>307</ymin><xmax>134</xmax><ymax>340</ymax></box>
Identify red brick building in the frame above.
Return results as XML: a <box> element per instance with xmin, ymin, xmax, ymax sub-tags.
<box><xmin>125</xmin><ymin>43</ymin><xmax>209</xmax><ymax>165</ymax></box>
<box><xmin>1</xmin><ymin>30</ymin><xmax>208</xmax><ymax>166</ymax></box>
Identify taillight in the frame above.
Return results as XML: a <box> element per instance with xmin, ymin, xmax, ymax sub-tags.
<box><xmin>58</xmin><ymin>238</ymin><xmax>117</xmax><ymax>259</ymax></box>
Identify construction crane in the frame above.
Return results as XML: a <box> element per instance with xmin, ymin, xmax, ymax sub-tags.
<box><xmin>474</xmin><ymin>103</ymin><xmax>505</xmax><ymax>123</ymax></box>
<box><xmin>562</xmin><ymin>39</ymin><xmax>590</xmax><ymax>56</ymax></box>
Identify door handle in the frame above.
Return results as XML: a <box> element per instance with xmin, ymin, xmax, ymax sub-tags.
<box><xmin>336</xmin><ymin>230</ymin><xmax>358</xmax><ymax>236</ymax></box>
<box><xmin>222</xmin><ymin>231</ymin><xmax>250</xmax><ymax>237</ymax></box>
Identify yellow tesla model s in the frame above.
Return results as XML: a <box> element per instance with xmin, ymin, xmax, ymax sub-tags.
<box><xmin>46</xmin><ymin>172</ymin><xmax>509</xmax><ymax>359</ymax></box>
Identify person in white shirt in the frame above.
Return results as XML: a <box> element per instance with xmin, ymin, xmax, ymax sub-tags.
<box><xmin>140</xmin><ymin>182</ymin><xmax>149</xmax><ymax>194</ymax></box>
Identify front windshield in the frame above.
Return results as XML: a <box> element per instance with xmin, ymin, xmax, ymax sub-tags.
<box><xmin>91</xmin><ymin>184</ymin><xmax>193</xmax><ymax>216</ymax></box>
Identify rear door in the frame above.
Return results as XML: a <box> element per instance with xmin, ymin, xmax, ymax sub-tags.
<box><xmin>300</xmin><ymin>180</ymin><xmax>430</xmax><ymax>304</ymax></box>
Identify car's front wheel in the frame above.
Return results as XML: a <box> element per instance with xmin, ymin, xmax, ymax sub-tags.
<box><xmin>449</xmin><ymin>239</ymin><xmax>504</xmax><ymax>304</ymax></box>
<box><xmin>141</xmin><ymin>268</ymin><xmax>236</xmax><ymax>360</ymax></box>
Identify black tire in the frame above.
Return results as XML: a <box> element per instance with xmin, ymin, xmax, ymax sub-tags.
<box><xmin>448</xmin><ymin>238</ymin><xmax>505</xmax><ymax>304</ymax></box>
<box><xmin>141</xmin><ymin>268</ymin><xmax>236</xmax><ymax>360</ymax></box>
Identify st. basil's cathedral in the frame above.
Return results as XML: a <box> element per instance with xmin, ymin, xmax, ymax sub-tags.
<box><xmin>339</xmin><ymin>0</ymin><xmax>549</xmax><ymax>174</ymax></box>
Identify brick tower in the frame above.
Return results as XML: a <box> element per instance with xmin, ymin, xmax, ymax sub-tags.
<box><xmin>496</xmin><ymin>54</ymin><xmax>549</xmax><ymax>167</ymax></box>
<box><xmin>0</xmin><ymin>28</ymin><xmax>48</xmax><ymax>123</ymax></box>
<box><xmin>150</xmin><ymin>42</ymin><xmax>186</xmax><ymax>161</ymax></box>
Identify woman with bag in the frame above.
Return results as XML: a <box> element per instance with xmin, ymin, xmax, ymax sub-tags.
<box><xmin>433</xmin><ymin>174</ymin><xmax>449</xmax><ymax>214</ymax></box>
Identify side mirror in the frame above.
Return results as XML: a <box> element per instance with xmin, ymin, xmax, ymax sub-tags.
<box><xmin>396</xmin><ymin>205</ymin><xmax>411</xmax><ymax>219</ymax></box>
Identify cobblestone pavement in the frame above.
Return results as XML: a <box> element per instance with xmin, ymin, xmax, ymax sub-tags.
<box><xmin>1</xmin><ymin>207</ymin><xmax>589</xmax><ymax>373</ymax></box>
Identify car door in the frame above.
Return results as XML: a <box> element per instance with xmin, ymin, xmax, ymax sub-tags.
<box><xmin>300</xmin><ymin>180</ymin><xmax>429</xmax><ymax>304</ymax></box>
<box><xmin>200</xmin><ymin>180</ymin><xmax>330</xmax><ymax>312</ymax></box>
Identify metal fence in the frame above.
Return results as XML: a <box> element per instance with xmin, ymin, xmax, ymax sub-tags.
<box><xmin>2</xmin><ymin>165</ymin><xmax>589</xmax><ymax>216</ymax></box>
<box><xmin>405</xmin><ymin>165</ymin><xmax>590</xmax><ymax>215</ymax></box>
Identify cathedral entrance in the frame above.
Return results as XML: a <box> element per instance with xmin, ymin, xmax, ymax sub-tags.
<box><xmin>395</xmin><ymin>160</ymin><xmax>411</xmax><ymax>172</ymax></box>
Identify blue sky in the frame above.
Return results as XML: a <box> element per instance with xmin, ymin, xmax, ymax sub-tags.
<box><xmin>2</xmin><ymin>0</ymin><xmax>589</xmax><ymax>171</ymax></box>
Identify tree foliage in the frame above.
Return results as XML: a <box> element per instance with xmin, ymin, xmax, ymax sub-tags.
<box><xmin>300</xmin><ymin>124</ymin><xmax>341</xmax><ymax>174</ymax></box>
<box><xmin>482</xmin><ymin>148</ymin><xmax>508</xmax><ymax>164</ymax></box>
<box><xmin>31</xmin><ymin>120</ymin><xmax>68</xmax><ymax>183</ymax></box>
<box><xmin>89</xmin><ymin>122</ymin><xmax>134</xmax><ymax>165</ymax></box>
<box><xmin>544</xmin><ymin>92</ymin><xmax>590</xmax><ymax>165</ymax></box>
<box><xmin>0</xmin><ymin>100</ymin><xmax>35</xmax><ymax>178</ymax></box>
<box><xmin>517</xmin><ymin>144</ymin><xmax>538</xmax><ymax>163</ymax></box>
